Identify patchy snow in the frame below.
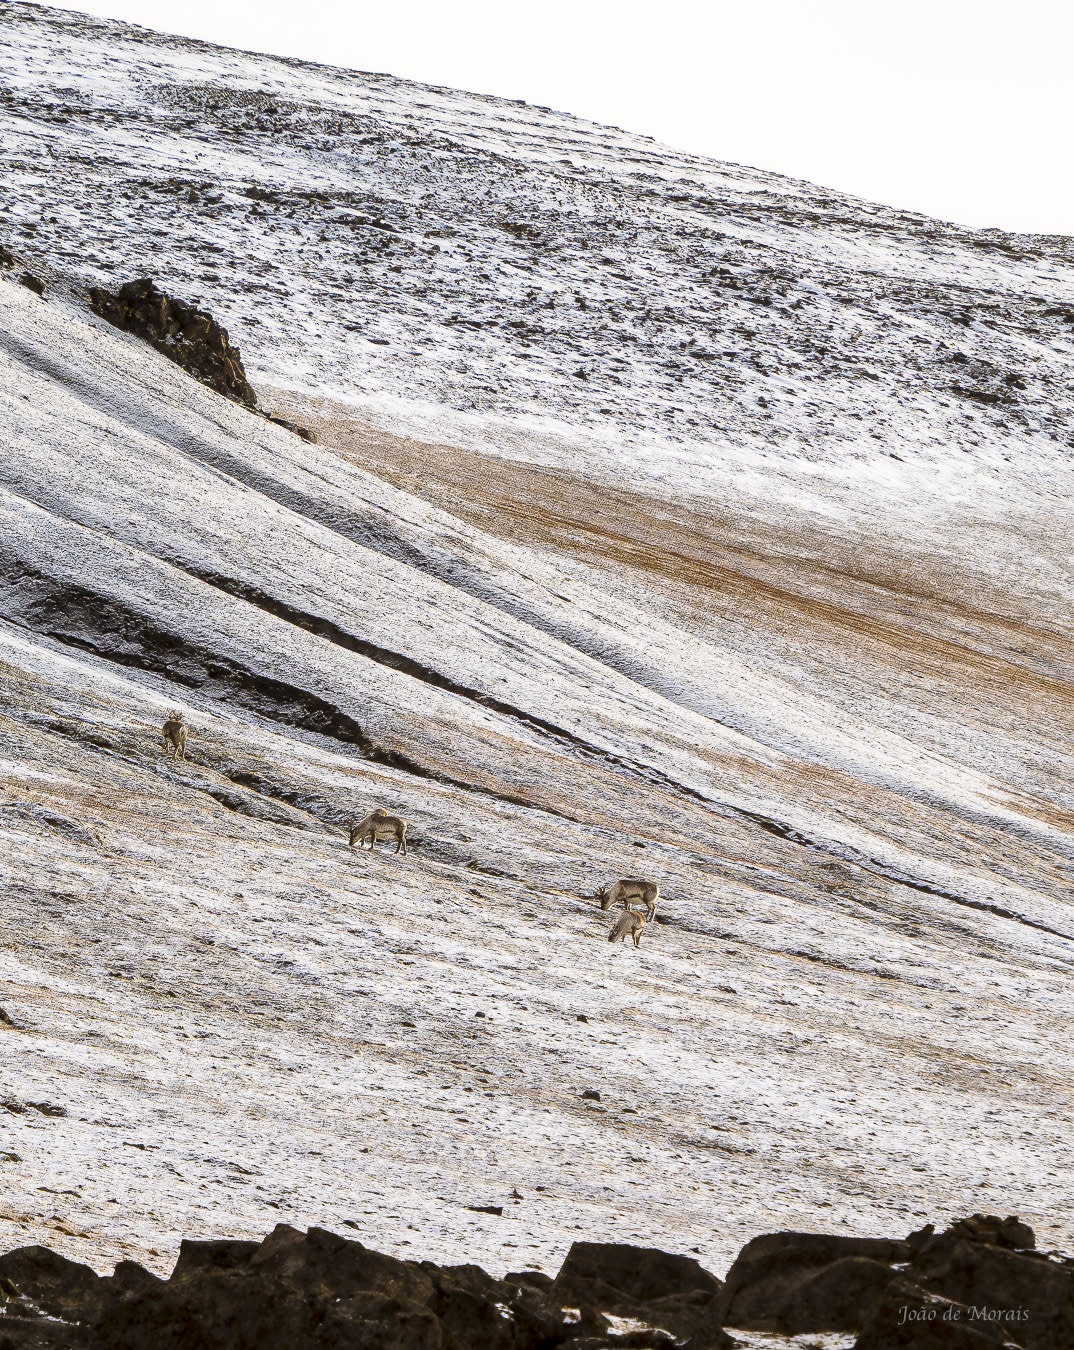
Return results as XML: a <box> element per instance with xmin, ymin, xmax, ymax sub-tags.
<box><xmin>0</xmin><ymin>0</ymin><xmax>1072</xmax><ymax>1299</ymax></box>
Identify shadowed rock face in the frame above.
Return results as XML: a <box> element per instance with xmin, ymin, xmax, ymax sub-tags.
<box><xmin>88</xmin><ymin>277</ymin><xmax>257</xmax><ymax>408</ymax></box>
<box><xmin>0</xmin><ymin>1226</ymin><xmax>721</xmax><ymax>1350</ymax></box>
<box><xmin>0</xmin><ymin>1217</ymin><xmax>1068</xmax><ymax>1350</ymax></box>
<box><xmin>714</xmin><ymin>1214</ymin><xmax>1073</xmax><ymax>1349</ymax></box>
<box><xmin>550</xmin><ymin>1241</ymin><xmax>728</xmax><ymax>1346</ymax></box>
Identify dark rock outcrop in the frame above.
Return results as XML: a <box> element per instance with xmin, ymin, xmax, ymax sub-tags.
<box><xmin>87</xmin><ymin>277</ymin><xmax>257</xmax><ymax>408</ymax></box>
<box><xmin>0</xmin><ymin>1217</ymin><xmax>1069</xmax><ymax>1350</ymax></box>
<box><xmin>549</xmin><ymin>1241</ymin><xmax>729</xmax><ymax>1347</ymax></box>
<box><xmin>898</xmin><ymin>1229</ymin><xmax>1072</xmax><ymax>1350</ymax></box>
<box><xmin>0</xmin><ymin>1226</ymin><xmax>706</xmax><ymax>1350</ymax></box>
<box><xmin>0</xmin><ymin>1245</ymin><xmax>109</xmax><ymax>1325</ymax></box>
<box><xmin>714</xmin><ymin>1215</ymin><xmax>1070</xmax><ymax>1350</ymax></box>
<box><xmin>944</xmin><ymin>1215</ymin><xmax>1036</xmax><ymax>1251</ymax></box>
<box><xmin>855</xmin><ymin>1279</ymin><xmax>1028</xmax><ymax>1349</ymax></box>
<box><xmin>717</xmin><ymin>1231</ymin><xmax>911</xmax><ymax>1333</ymax></box>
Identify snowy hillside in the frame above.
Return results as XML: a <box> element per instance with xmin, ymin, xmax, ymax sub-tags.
<box><xmin>0</xmin><ymin>0</ymin><xmax>1073</xmax><ymax>1292</ymax></box>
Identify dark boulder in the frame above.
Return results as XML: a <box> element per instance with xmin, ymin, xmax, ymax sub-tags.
<box><xmin>718</xmin><ymin>1231</ymin><xmax>910</xmax><ymax>1332</ymax></box>
<box><xmin>550</xmin><ymin>1241</ymin><xmax>729</xmax><ymax>1347</ymax></box>
<box><xmin>87</xmin><ymin>277</ymin><xmax>257</xmax><ymax>408</ymax></box>
<box><xmin>944</xmin><ymin>1216</ymin><xmax>1035</xmax><ymax>1251</ymax></box>
<box><xmin>553</xmin><ymin>1241</ymin><xmax>721</xmax><ymax>1306</ymax></box>
<box><xmin>0</xmin><ymin>1246</ymin><xmax>107</xmax><ymax>1325</ymax></box>
<box><xmin>91</xmin><ymin>1224</ymin><xmax>585</xmax><ymax>1349</ymax></box>
<box><xmin>909</xmin><ymin>1235</ymin><xmax>1072</xmax><ymax>1350</ymax></box>
<box><xmin>855</xmin><ymin>1278</ymin><xmax>1028</xmax><ymax>1349</ymax></box>
<box><xmin>505</xmin><ymin>1269</ymin><xmax>554</xmax><ymax>1292</ymax></box>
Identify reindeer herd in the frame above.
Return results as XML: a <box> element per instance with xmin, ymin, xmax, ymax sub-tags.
<box><xmin>159</xmin><ymin>712</ymin><xmax>658</xmax><ymax>947</ymax></box>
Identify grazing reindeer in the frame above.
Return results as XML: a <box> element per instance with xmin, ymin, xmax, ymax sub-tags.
<box><xmin>609</xmin><ymin>908</ymin><xmax>646</xmax><ymax>947</ymax></box>
<box><xmin>349</xmin><ymin>807</ymin><xmax>408</xmax><ymax>856</ymax></box>
<box><xmin>597</xmin><ymin>878</ymin><xmax>659</xmax><ymax>921</ymax></box>
<box><xmin>161</xmin><ymin>710</ymin><xmax>188</xmax><ymax>761</ymax></box>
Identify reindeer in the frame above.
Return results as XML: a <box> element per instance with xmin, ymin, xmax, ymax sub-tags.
<box><xmin>596</xmin><ymin>878</ymin><xmax>659</xmax><ymax>921</ymax></box>
<box><xmin>349</xmin><ymin>807</ymin><xmax>408</xmax><ymax>856</ymax></box>
<box><xmin>161</xmin><ymin>710</ymin><xmax>189</xmax><ymax>761</ymax></box>
<box><xmin>608</xmin><ymin>908</ymin><xmax>646</xmax><ymax>947</ymax></box>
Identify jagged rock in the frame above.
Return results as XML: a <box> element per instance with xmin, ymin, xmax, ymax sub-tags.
<box><xmin>0</xmin><ymin>1228</ymin><xmax>731</xmax><ymax>1350</ymax></box>
<box><xmin>89</xmin><ymin>1224</ymin><xmax>587</xmax><ymax>1349</ymax></box>
<box><xmin>19</xmin><ymin>273</ymin><xmax>44</xmax><ymax>296</ymax></box>
<box><xmin>87</xmin><ymin>278</ymin><xmax>257</xmax><ymax>408</ymax></box>
<box><xmin>717</xmin><ymin>1231</ymin><xmax>910</xmax><ymax>1332</ymax></box>
<box><xmin>549</xmin><ymin>1241</ymin><xmax>729</xmax><ymax>1348</ymax></box>
<box><xmin>0</xmin><ymin>1245</ymin><xmax>107</xmax><ymax>1326</ymax></box>
<box><xmin>944</xmin><ymin>1216</ymin><xmax>1035</xmax><ymax>1250</ymax></box>
<box><xmin>908</xmin><ymin>1234</ymin><xmax>1072</xmax><ymax>1350</ymax></box>
<box><xmin>1</xmin><ymin>1222</ymin><xmax>1069</xmax><ymax>1350</ymax></box>
<box><xmin>0</xmin><ymin>244</ymin><xmax>15</xmax><ymax>269</ymax></box>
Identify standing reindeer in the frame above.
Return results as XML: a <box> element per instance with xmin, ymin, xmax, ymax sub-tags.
<box><xmin>608</xmin><ymin>908</ymin><xmax>646</xmax><ymax>947</ymax></box>
<box><xmin>349</xmin><ymin>808</ymin><xmax>408</xmax><ymax>856</ymax></box>
<box><xmin>597</xmin><ymin>878</ymin><xmax>659</xmax><ymax>921</ymax></box>
<box><xmin>161</xmin><ymin>710</ymin><xmax>189</xmax><ymax>761</ymax></box>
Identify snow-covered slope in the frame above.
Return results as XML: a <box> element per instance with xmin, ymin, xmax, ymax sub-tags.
<box><xmin>0</xmin><ymin>0</ymin><xmax>1073</xmax><ymax>1286</ymax></box>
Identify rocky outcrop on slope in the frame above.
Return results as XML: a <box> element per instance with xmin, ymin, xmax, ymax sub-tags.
<box><xmin>87</xmin><ymin>277</ymin><xmax>257</xmax><ymax>408</ymax></box>
<box><xmin>0</xmin><ymin>1217</ymin><xmax>1069</xmax><ymax>1350</ymax></box>
<box><xmin>5</xmin><ymin>1</ymin><xmax>1074</xmax><ymax>468</ymax></box>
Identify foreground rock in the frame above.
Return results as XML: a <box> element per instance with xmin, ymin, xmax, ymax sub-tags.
<box><xmin>0</xmin><ymin>1227</ymin><xmax>720</xmax><ymax>1350</ymax></box>
<box><xmin>87</xmin><ymin>277</ymin><xmax>257</xmax><ymax>408</ymax></box>
<box><xmin>0</xmin><ymin>1215</ymin><xmax>1068</xmax><ymax>1349</ymax></box>
<box><xmin>717</xmin><ymin>1231</ymin><xmax>912</xmax><ymax>1334</ymax></box>
<box><xmin>718</xmin><ymin>1214</ymin><xmax>1072</xmax><ymax>1349</ymax></box>
<box><xmin>550</xmin><ymin>1242</ymin><xmax>730</xmax><ymax>1347</ymax></box>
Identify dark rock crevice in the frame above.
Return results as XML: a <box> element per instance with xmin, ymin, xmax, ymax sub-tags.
<box><xmin>0</xmin><ymin>564</ymin><xmax>431</xmax><ymax>773</ymax></box>
<box><xmin>182</xmin><ymin>565</ymin><xmax>594</xmax><ymax>748</ymax></box>
<box><xmin>0</xmin><ymin>570</ymin><xmax>581</xmax><ymax>822</ymax></box>
<box><xmin>131</xmin><ymin>563</ymin><xmax>729</xmax><ymax>821</ymax></box>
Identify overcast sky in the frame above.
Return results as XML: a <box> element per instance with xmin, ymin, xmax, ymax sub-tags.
<box><xmin>66</xmin><ymin>0</ymin><xmax>1074</xmax><ymax>235</ymax></box>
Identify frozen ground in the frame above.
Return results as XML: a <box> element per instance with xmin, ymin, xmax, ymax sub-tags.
<box><xmin>0</xmin><ymin>0</ymin><xmax>1073</xmax><ymax>1309</ymax></box>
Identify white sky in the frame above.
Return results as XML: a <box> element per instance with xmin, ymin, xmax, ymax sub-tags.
<box><xmin>64</xmin><ymin>0</ymin><xmax>1074</xmax><ymax>235</ymax></box>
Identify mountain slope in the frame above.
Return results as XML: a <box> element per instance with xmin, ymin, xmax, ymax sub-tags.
<box><xmin>0</xmin><ymin>1</ymin><xmax>1072</xmax><ymax>1281</ymax></box>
